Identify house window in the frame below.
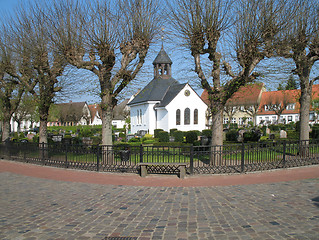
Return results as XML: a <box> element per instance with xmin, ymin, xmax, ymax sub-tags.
<box><xmin>223</xmin><ymin>118</ymin><xmax>229</xmax><ymax>124</ymax></box>
<box><xmin>140</xmin><ymin>109</ymin><xmax>143</xmax><ymax>124</ymax></box>
<box><xmin>288</xmin><ymin>116</ymin><xmax>293</xmax><ymax>122</ymax></box>
<box><xmin>184</xmin><ymin>108</ymin><xmax>190</xmax><ymax>125</ymax></box>
<box><xmin>176</xmin><ymin>109</ymin><xmax>181</xmax><ymax>125</ymax></box>
<box><xmin>231</xmin><ymin>118</ymin><xmax>237</xmax><ymax>123</ymax></box>
<box><xmin>286</xmin><ymin>103</ymin><xmax>295</xmax><ymax>110</ymax></box>
<box><xmin>194</xmin><ymin>109</ymin><xmax>198</xmax><ymax>125</ymax></box>
<box><xmin>272</xmin><ymin>116</ymin><xmax>277</xmax><ymax>123</ymax></box>
<box><xmin>239</xmin><ymin>118</ymin><xmax>243</xmax><ymax>125</ymax></box>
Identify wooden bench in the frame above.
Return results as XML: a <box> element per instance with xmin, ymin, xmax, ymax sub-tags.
<box><xmin>138</xmin><ymin>162</ymin><xmax>187</xmax><ymax>179</ymax></box>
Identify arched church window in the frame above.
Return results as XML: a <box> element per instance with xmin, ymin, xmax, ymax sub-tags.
<box><xmin>176</xmin><ymin>109</ymin><xmax>181</xmax><ymax>125</ymax></box>
<box><xmin>194</xmin><ymin>109</ymin><xmax>198</xmax><ymax>124</ymax></box>
<box><xmin>184</xmin><ymin>108</ymin><xmax>190</xmax><ymax>125</ymax></box>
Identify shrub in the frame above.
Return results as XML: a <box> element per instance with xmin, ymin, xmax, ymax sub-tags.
<box><xmin>158</xmin><ymin>131</ymin><xmax>169</xmax><ymax>142</ymax></box>
<box><xmin>185</xmin><ymin>131</ymin><xmax>198</xmax><ymax>144</ymax></box>
<box><xmin>229</xmin><ymin>123</ymin><xmax>238</xmax><ymax>129</ymax></box>
<box><xmin>311</xmin><ymin>127</ymin><xmax>319</xmax><ymax>139</ymax></box>
<box><xmin>154</xmin><ymin>129</ymin><xmax>164</xmax><ymax>138</ymax></box>
<box><xmin>143</xmin><ymin>139</ymin><xmax>156</xmax><ymax>145</ymax></box>
<box><xmin>226</xmin><ymin>129</ymin><xmax>238</xmax><ymax>142</ymax></box>
<box><xmin>243</xmin><ymin>127</ymin><xmax>262</xmax><ymax>142</ymax></box>
<box><xmin>153</xmin><ymin>142</ymin><xmax>191</xmax><ymax>147</ymax></box>
<box><xmin>170</xmin><ymin>128</ymin><xmax>178</xmax><ymax>136</ymax></box>
<box><xmin>129</xmin><ymin>137</ymin><xmax>141</xmax><ymax>142</ymax></box>
<box><xmin>202</xmin><ymin>129</ymin><xmax>212</xmax><ymax>137</ymax></box>
<box><xmin>173</xmin><ymin>130</ymin><xmax>184</xmax><ymax>143</ymax></box>
<box><xmin>286</xmin><ymin>130</ymin><xmax>299</xmax><ymax>140</ymax></box>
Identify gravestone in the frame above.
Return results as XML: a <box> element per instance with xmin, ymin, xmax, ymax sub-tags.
<box><xmin>266</xmin><ymin>127</ymin><xmax>271</xmax><ymax>135</ymax></box>
<box><xmin>280</xmin><ymin>130</ymin><xmax>287</xmax><ymax>139</ymax></box>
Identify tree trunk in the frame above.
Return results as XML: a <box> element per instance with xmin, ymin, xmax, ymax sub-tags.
<box><xmin>210</xmin><ymin>106</ymin><xmax>223</xmax><ymax>165</ymax></box>
<box><xmin>299</xmin><ymin>85</ymin><xmax>311</xmax><ymax>141</ymax></box>
<box><xmin>101</xmin><ymin>94</ymin><xmax>114</xmax><ymax>146</ymax></box>
<box><xmin>39</xmin><ymin>120</ymin><xmax>48</xmax><ymax>144</ymax></box>
<box><xmin>1</xmin><ymin>119</ymin><xmax>11</xmax><ymax>142</ymax></box>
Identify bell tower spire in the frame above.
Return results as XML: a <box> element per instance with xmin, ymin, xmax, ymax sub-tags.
<box><xmin>153</xmin><ymin>45</ymin><xmax>172</xmax><ymax>79</ymax></box>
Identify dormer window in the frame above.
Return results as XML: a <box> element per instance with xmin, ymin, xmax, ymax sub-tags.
<box><xmin>286</xmin><ymin>103</ymin><xmax>295</xmax><ymax>110</ymax></box>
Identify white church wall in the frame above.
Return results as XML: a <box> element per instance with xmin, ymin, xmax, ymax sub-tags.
<box><xmin>166</xmin><ymin>84</ymin><xmax>207</xmax><ymax>132</ymax></box>
<box><xmin>130</xmin><ymin>102</ymin><xmax>157</xmax><ymax>134</ymax></box>
<box><xmin>156</xmin><ymin>108</ymin><xmax>169</xmax><ymax>132</ymax></box>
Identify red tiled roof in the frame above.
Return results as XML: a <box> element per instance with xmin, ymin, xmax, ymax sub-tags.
<box><xmin>257</xmin><ymin>84</ymin><xmax>319</xmax><ymax>115</ymax></box>
<box><xmin>201</xmin><ymin>83</ymin><xmax>265</xmax><ymax>106</ymax></box>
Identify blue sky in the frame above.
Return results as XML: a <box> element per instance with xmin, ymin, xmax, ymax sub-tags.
<box><xmin>0</xmin><ymin>0</ymin><xmax>19</xmax><ymax>15</ymax></box>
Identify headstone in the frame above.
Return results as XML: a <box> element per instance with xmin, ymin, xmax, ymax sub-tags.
<box><xmin>27</xmin><ymin>133</ymin><xmax>35</xmax><ymax>140</ymax></box>
<box><xmin>238</xmin><ymin>129</ymin><xmax>246</xmax><ymax>142</ymax></box>
<box><xmin>52</xmin><ymin>135</ymin><xmax>63</xmax><ymax>142</ymax></box>
<box><xmin>280</xmin><ymin>130</ymin><xmax>287</xmax><ymax>139</ymax></box>
<box><xmin>266</xmin><ymin>127</ymin><xmax>271</xmax><ymax>135</ymax></box>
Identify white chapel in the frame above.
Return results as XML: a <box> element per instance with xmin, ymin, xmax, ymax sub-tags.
<box><xmin>128</xmin><ymin>47</ymin><xmax>208</xmax><ymax>134</ymax></box>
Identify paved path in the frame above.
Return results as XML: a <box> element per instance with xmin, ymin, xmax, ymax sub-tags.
<box><xmin>0</xmin><ymin>160</ymin><xmax>319</xmax><ymax>239</ymax></box>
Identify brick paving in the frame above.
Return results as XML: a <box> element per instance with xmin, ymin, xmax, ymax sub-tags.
<box><xmin>0</xmin><ymin>162</ymin><xmax>319</xmax><ymax>239</ymax></box>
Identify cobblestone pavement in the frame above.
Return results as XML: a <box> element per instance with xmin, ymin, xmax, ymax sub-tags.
<box><xmin>0</xmin><ymin>172</ymin><xmax>318</xmax><ymax>240</ymax></box>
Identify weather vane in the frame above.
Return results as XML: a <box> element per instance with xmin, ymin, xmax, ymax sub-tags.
<box><xmin>161</xmin><ymin>27</ymin><xmax>165</xmax><ymax>48</ymax></box>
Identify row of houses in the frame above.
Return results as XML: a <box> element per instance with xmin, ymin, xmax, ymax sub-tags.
<box><xmin>8</xmin><ymin>47</ymin><xmax>319</xmax><ymax>134</ymax></box>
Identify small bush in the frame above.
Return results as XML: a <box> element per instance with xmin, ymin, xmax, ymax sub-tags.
<box><xmin>129</xmin><ymin>137</ymin><xmax>141</xmax><ymax>142</ymax></box>
<box><xmin>311</xmin><ymin>127</ymin><xmax>319</xmax><ymax>139</ymax></box>
<box><xmin>185</xmin><ymin>131</ymin><xmax>198</xmax><ymax>144</ymax></box>
<box><xmin>243</xmin><ymin>128</ymin><xmax>262</xmax><ymax>142</ymax></box>
<box><xmin>226</xmin><ymin>129</ymin><xmax>238</xmax><ymax>142</ymax></box>
<box><xmin>173</xmin><ymin>130</ymin><xmax>184</xmax><ymax>143</ymax></box>
<box><xmin>153</xmin><ymin>142</ymin><xmax>191</xmax><ymax>147</ymax></box>
<box><xmin>202</xmin><ymin>129</ymin><xmax>212</xmax><ymax>137</ymax></box>
<box><xmin>158</xmin><ymin>131</ymin><xmax>169</xmax><ymax>142</ymax></box>
<box><xmin>170</xmin><ymin>128</ymin><xmax>178</xmax><ymax>136</ymax></box>
<box><xmin>154</xmin><ymin>129</ymin><xmax>164</xmax><ymax>138</ymax></box>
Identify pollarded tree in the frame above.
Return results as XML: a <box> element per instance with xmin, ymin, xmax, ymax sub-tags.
<box><xmin>6</xmin><ymin>1</ymin><xmax>67</xmax><ymax>144</ymax></box>
<box><xmin>50</xmin><ymin>0</ymin><xmax>161</xmax><ymax>145</ymax></box>
<box><xmin>277</xmin><ymin>0</ymin><xmax>319</xmax><ymax>141</ymax></box>
<box><xmin>0</xmin><ymin>28</ymin><xmax>24</xmax><ymax>142</ymax></box>
<box><xmin>168</xmin><ymin>0</ymin><xmax>297</xmax><ymax>146</ymax></box>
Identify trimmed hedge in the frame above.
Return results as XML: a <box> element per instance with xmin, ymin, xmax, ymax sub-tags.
<box><xmin>185</xmin><ymin>131</ymin><xmax>199</xmax><ymax>144</ymax></box>
<box><xmin>158</xmin><ymin>131</ymin><xmax>169</xmax><ymax>142</ymax></box>
<box><xmin>173</xmin><ymin>130</ymin><xmax>184</xmax><ymax>143</ymax></box>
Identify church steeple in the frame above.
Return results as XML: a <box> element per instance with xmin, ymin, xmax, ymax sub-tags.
<box><xmin>153</xmin><ymin>46</ymin><xmax>172</xmax><ymax>79</ymax></box>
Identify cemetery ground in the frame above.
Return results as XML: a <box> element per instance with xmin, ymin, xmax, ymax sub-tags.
<box><xmin>0</xmin><ymin>160</ymin><xmax>318</xmax><ymax>240</ymax></box>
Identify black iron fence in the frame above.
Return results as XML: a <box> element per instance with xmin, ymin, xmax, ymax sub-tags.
<box><xmin>1</xmin><ymin>140</ymin><xmax>318</xmax><ymax>175</ymax></box>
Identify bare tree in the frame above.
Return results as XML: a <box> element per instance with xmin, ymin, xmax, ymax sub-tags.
<box><xmin>50</xmin><ymin>0</ymin><xmax>161</xmax><ymax>145</ymax></box>
<box><xmin>0</xmin><ymin>77</ymin><xmax>24</xmax><ymax>142</ymax></box>
<box><xmin>0</xmin><ymin>27</ymin><xmax>24</xmax><ymax>142</ymax></box>
<box><xmin>168</xmin><ymin>0</ymin><xmax>296</xmax><ymax>147</ymax></box>
<box><xmin>277</xmin><ymin>0</ymin><xmax>319</xmax><ymax>141</ymax></box>
<box><xmin>6</xmin><ymin>1</ymin><xmax>67</xmax><ymax>144</ymax></box>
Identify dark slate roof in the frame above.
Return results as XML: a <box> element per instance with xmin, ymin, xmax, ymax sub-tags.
<box><xmin>155</xmin><ymin>83</ymin><xmax>187</xmax><ymax>108</ymax></box>
<box><xmin>113</xmin><ymin>99</ymin><xmax>130</xmax><ymax>120</ymax></box>
<box><xmin>153</xmin><ymin>47</ymin><xmax>172</xmax><ymax>65</ymax></box>
<box><xmin>128</xmin><ymin>77</ymin><xmax>179</xmax><ymax>105</ymax></box>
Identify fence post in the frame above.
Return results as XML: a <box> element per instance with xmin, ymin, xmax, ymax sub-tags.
<box><xmin>282</xmin><ymin>140</ymin><xmax>286</xmax><ymax>168</ymax></box>
<box><xmin>140</xmin><ymin>144</ymin><xmax>143</xmax><ymax>163</ymax></box>
<box><xmin>96</xmin><ymin>145</ymin><xmax>100</xmax><ymax>172</ymax></box>
<box><xmin>190</xmin><ymin>145</ymin><xmax>194</xmax><ymax>175</ymax></box>
<box><xmin>65</xmin><ymin>144</ymin><xmax>68</xmax><ymax>168</ymax></box>
<box><xmin>241</xmin><ymin>142</ymin><xmax>245</xmax><ymax>173</ymax></box>
<box><xmin>41</xmin><ymin>142</ymin><xmax>45</xmax><ymax>165</ymax></box>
